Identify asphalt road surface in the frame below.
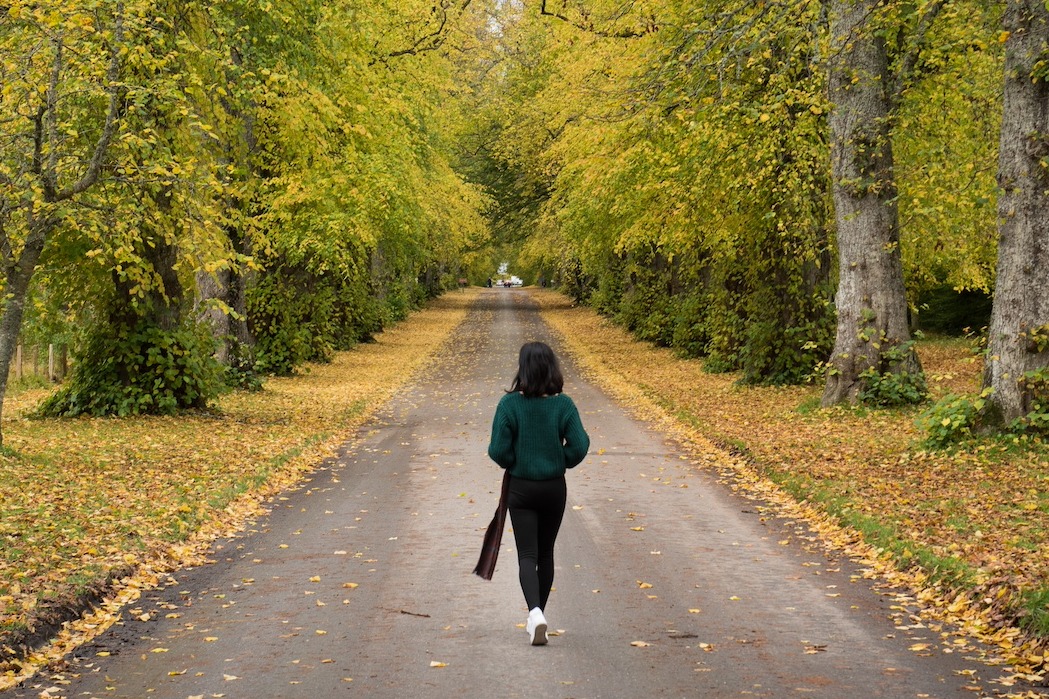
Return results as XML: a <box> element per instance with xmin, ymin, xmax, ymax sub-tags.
<box><xmin>7</xmin><ymin>289</ymin><xmax>1040</xmax><ymax>698</ymax></box>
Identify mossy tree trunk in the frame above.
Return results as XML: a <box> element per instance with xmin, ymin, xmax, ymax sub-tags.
<box><xmin>821</xmin><ymin>0</ymin><xmax>922</xmax><ymax>406</ymax></box>
<box><xmin>983</xmin><ymin>1</ymin><xmax>1049</xmax><ymax>427</ymax></box>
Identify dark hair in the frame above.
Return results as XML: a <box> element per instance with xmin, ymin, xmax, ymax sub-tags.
<box><xmin>509</xmin><ymin>341</ymin><xmax>564</xmax><ymax>397</ymax></box>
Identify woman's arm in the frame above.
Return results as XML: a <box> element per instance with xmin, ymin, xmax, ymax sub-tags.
<box><xmin>487</xmin><ymin>403</ymin><xmax>516</xmax><ymax>469</ymax></box>
<box><xmin>562</xmin><ymin>399</ymin><xmax>590</xmax><ymax>468</ymax></box>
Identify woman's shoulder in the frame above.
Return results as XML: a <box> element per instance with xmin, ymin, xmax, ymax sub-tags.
<box><xmin>552</xmin><ymin>392</ymin><xmax>579</xmax><ymax>409</ymax></box>
<box><xmin>497</xmin><ymin>391</ymin><xmax>525</xmax><ymax>407</ymax></box>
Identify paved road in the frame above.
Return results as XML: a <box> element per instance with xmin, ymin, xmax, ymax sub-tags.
<box><xmin>7</xmin><ymin>289</ymin><xmax>1038</xmax><ymax>698</ymax></box>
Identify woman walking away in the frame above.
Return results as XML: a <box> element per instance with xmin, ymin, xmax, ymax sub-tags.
<box><xmin>488</xmin><ymin>341</ymin><xmax>590</xmax><ymax>645</ymax></box>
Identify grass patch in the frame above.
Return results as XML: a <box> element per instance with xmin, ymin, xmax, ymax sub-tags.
<box><xmin>1020</xmin><ymin>588</ymin><xmax>1049</xmax><ymax>637</ymax></box>
<box><xmin>794</xmin><ymin>396</ymin><xmax>822</xmax><ymax>415</ymax></box>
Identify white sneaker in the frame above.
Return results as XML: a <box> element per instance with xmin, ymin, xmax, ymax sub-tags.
<box><xmin>526</xmin><ymin>607</ymin><xmax>548</xmax><ymax>645</ymax></box>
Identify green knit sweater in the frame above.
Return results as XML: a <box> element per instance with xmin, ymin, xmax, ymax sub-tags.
<box><xmin>487</xmin><ymin>392</ymin><xmax>590</xmax><ymax>480</ymax></box>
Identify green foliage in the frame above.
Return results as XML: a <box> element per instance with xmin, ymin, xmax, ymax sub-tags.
<box><xmin>859</xmin><ymin>366</ymin><xmax>929</xmax><ymax>407</ymax></box>
<box><xmin>917</xmin><ymin>390</ymin><xmax>991</xmax><ymax>448</ymax></box>
<box><xmin>741</xmin><ymin>319</ymin><xmax>833</xmax><ymax>386</ymax></box>
<box><xmin>1018</xmin><ymin>587</ymin><xmax>1049</xmax><ymax>637</ymax></box>
<box><xmin>249</xmin><ymin>267</ymin><xmax>353</xmax><ymax>376</ymax></box>
<box><xmin>669</xmin><ymin>292</ymin><xmax>711</xmax><ymax>359</ymax></box>
<box><xmin>37</xmin><ymin>320</ymin><xmax>223</xmax><ymax>418</ymax></box>
<box><xmin>1011</xmin><ymin>368</ymin><xmax>1049</xmax><ymax>436</ymax></box>
<box><xmin>223</xmin><ymin>342</ymin><xmax>263</xmax><ymax>392</ymax></box>
<box><xmin>859</xmin><ymin>341</ymin><xmax>929</xmax><ymax>407</ymax></box>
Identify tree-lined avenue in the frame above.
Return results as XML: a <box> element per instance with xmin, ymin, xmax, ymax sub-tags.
<box><xmin>7</xmin><ymin>290</ymin><xmax>1027</xmax><ymax>698</ymax></box>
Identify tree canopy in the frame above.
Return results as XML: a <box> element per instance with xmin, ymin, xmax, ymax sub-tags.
<box><xmin>2</xmin><ymin>0</ymin><xmax>1046</xmax><ymax>439</ymax></box>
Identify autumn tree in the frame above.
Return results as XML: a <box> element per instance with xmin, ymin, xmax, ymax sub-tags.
<box><xmin>982</xmin><ymin>1</ymin><xmax>1049</xmax><ymax>428</ymax></box>
<box><xmin>37</xmin><ymin>1</ymin><xmax>231</xmax><ymax>417</ymax></box>
<box><xmin>820</xmin><ymin>1</ymin><xmax>942</xmax><ymax>405</ymax></box>
<box><xmin>0</xmin><ymin>1</ymin><xmax>129</xmax><ymax>440</ymax></box>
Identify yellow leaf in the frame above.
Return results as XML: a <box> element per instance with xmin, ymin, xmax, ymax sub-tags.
<box><xmin>430</xmin><ymin>661</ymin><xmax>448</xmax><ymax>668</ymax></box>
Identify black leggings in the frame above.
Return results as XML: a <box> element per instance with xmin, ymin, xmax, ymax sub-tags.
<box><xmin>507</xmin><ymin>475</ymin><xmax>567</xmax><ymax>611</ymax></box>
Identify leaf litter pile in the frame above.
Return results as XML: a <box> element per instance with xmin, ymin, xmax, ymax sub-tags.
<box><xmin>531</xmin><ymin>289</ymin><xmax>1048</xmax><ymax>692</ymax></box>
<box><xmin>0</xmin><ymin>290</ymin><xmax>476</xmax><ymax>687</ymax></box>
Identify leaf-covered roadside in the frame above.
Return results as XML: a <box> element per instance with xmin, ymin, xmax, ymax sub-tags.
<box><xmin>0</xmin><ymin>289</ymin><xmax>476</xmax><ymax>684</ymax></box>
<box><xmin>531</xmin><ymin>289</ymin><xmax>1048</xmax><ymax>681</ymax></box>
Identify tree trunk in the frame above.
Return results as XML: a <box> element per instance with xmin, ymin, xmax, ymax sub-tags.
<box><xmin>197</xmin><ymin>227</ymin><xmax>255</xmax><ymax>364</ymax></box>
<box><xmin>0</xmin><ymin>233</ymin><xmax>48</xmax><ymax>444</ymax></box>
<box><xmin>983</xmin><ymin>1</ymin><xmax>1049</xmax><ymax>426</ymax></box>
<box><xmin>197</xmin><ymin>267</ymin><xmax>233</xmax><ymax>363</ymax></box>
<box><xmin>821</xmin><ymin>0</ymin><xmax>921</xmax><ymax>406</ymax></box>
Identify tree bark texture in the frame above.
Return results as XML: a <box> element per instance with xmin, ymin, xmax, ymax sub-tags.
<box><xmin>0</xmin><ymin>231</ymin><xmax>48</xmax><ymax>445</ymax></box>
<box><xmin>196</xmin><ymin>228</ymin><xmax>255</xmax><ymax>364</ymax></box>
<box><xmin>821</xmin><ymin>0</ymin><xmax>921</xmax><ymax>406</ymax></box>
<box><xmin>984</xmin><ymin>1</ymin><xmax>1049</xmax><ymax>425</ymax></box>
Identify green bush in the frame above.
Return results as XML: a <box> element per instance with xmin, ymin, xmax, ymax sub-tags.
<box><xmin>859</xmin><ymin>366</ymin><xmax>929</xmax><ymax>407</ymax></box>
<box><xmin>37</xmin><ymin>320</ymin><xmax>223</xmax><ymax>417</ymax></box>
<box><xmin>917</xmin><ymin>391</ymin><xmax>990</xmax><ymax>448</ymax></box>
<box><xmin>859</xmin><ymin>341</ymin><xmax>929</xmax><ymax>407</ymax></box>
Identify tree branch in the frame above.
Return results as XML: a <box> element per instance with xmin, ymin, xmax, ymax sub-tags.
<box><xmin>54</xmin><ymin>1</ymin><xmax>126</xmax><ymax>202</ymax></box>
<box><xmin>370</xmin><ymin>0</ymin><xmax>474</xmax><ymax>66</ymax></box>
<box><xmin>43</xmin><ymin>36</ymin><xmax>64</xmax><ymax>201</ymax></box>
<box><xmin>539</xmin><ymin>0</ymin><xmax>656</xmax><ymax>38</ymax></box>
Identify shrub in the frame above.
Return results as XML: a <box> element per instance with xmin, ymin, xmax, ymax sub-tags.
<box><xmin>859</xmin><ymin>341</ymin><xmax>929</xmax><ymax>407</ymax></box>
<box><xmin>37</xmin><ymin>320</ymin><xmax>223</xmax><ymax>417</ymax></box>
<box><xmin>917</xmin><ymin>390</ymin><xmax>991</xmax><ymax>448</ymax></box>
